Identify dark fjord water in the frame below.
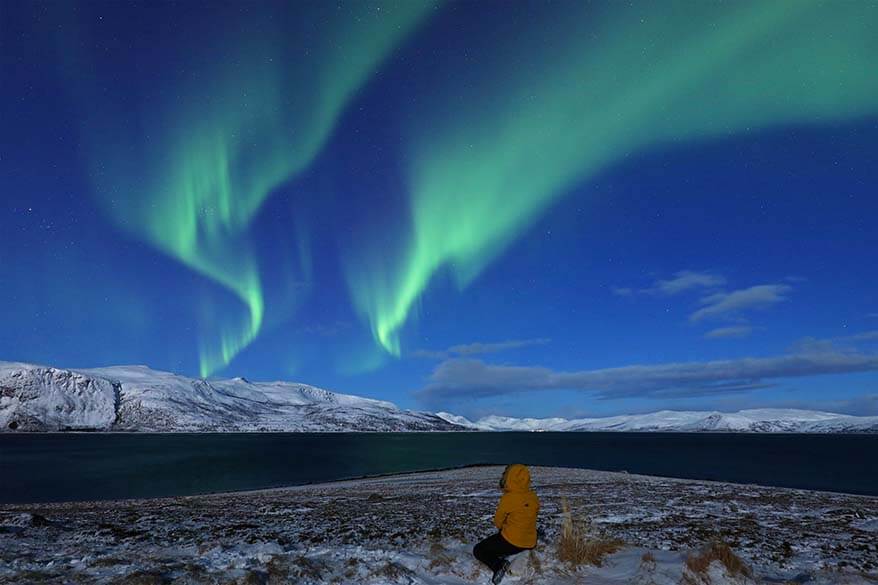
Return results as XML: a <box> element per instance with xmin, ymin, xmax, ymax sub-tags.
<box><xmin>1</xmin><ymin>432</ymin><xmax>876</xmax><ymax>504</ymax></box>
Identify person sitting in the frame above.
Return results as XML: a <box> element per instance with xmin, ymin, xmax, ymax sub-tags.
<box><xmin>473</xmin><ymin>464</ymin><xmax>540</xmax><ymax>584</ymax></box>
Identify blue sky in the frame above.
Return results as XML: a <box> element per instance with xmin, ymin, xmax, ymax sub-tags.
<box><xmin>1</xmin><ymin>1</ymin><xmax>876</xmax><ymax>418</ymax></box>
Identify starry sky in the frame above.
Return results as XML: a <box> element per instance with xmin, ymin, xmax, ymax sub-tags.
<box><xmin>2</xmin><ymin>0</ymin><xmax>877</xmax><ymax>418</ymax></box>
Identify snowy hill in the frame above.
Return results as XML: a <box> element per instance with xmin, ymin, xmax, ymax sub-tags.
<box><xmin>435</xmin><ymin>408</ymin><xmax>878</xmax><ymax>433</ymax></box>
<box><xmin>0</xmin><ymin>361</ymin><xmax>458</xmax><ymax>432</ymax></box>
<box><xmin>3</xmin><ymin>360</ymin><xmax>876</xmax><ymax>433</ymax></box>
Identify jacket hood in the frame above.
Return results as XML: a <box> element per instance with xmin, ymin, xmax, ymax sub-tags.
<box><xmin>502</xmin><ymin>464</ymin><xmax>531</xmax><ymax>492</ymax></box>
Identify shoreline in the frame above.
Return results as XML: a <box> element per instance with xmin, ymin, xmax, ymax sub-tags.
<box><xmin>3</xmin><ymin>429</ymin><xmax>878</xmax><ymax>434</ymax></box>
<box><xmin>4</xmin><ymin>462</ymin><xmax>878</xmax><ymax>507</ymax></box>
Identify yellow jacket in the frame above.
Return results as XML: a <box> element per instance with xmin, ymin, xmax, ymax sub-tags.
<box><xmin>493</xmin><ymin>464</ymin><xmax>539</xmax><ymax>548</ymax></box>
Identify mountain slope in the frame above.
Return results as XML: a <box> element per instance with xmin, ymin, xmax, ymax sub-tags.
<box><xmin>3</xmin><ymin>360</ymin><xmax>876</xmax><ymax>432</ymax></box>
<box><xmin>0</xmin><ymin>362</ymin><xmax>458</xmax><ymax>432</ymax></box>
<box><xmin>435</xmin><ymin>408</ymin><xmax>878</xmax><ymax>433</ymax></box>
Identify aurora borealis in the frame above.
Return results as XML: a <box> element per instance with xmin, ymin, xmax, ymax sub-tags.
<box><xmin>56</xmin><ymin>1</ymin><xmax>434</xmax><ymax>376</ymax></box>
<box><xmin>2</xmin><ymin>0</ymin><xmax>877</xmax><ymax>417</ymax></box>
<box><xmin>347</xmin><ymin>0</ymin><xmax>878</xmax><ymax>354</ymax></box>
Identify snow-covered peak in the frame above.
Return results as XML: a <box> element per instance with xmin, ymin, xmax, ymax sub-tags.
<box><xmin>0</xmin><ymin>361</ymin><xmax>455</xmax><ymax>432</ymax></box>
<box><xmin>0</xmin><ymin>362</ymin><xmax>118</xmax><ymax>431</ymax></box>
<box><xmin>83</xmin><ymin>364</ymin><xmax>398</xmax><ymax>410</ymax></box>
<box><xmin>444</xmin><ymin>408</ymin><xmax>878</xmax><ymax>433</ymax></box>
<box><xmin>434</xmin><ymin>412</ymin><xmax>477</xmax><ymax>428</ymax></box>
<box><xmin>3</xmin><ymin>360</ymin><xmax>877</xmax><ymax>433</ymax></box>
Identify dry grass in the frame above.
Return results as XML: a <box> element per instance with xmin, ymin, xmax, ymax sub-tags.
<box><xmin>556</xmin><ymin>498</ymin><xmax>623</xmax><ymax>568</ymax></box>
<box><xmin>685</xmin><ymin>540</ymin><xmax>751</xmax><ymax>580</ymax></box>
<box><xmin>370</xmin><ymin>561</ymin><xmax>416</xmax><ymax>580</ymax></box>
<box><xmin>342</xmin><ymin>557</ymin><xmax>360</xmax><ymax>579</ymax></box>
<box><xmin>635</xmin><ymin>551</ymin><xmax>660</xmax><ymax>585</ymax></box>
<box><xmin>528</xmin><ymin>548</ymin><xmax>543</xmax><ymax>575</ymax></box>
<box><xmin>427</xmin><ymin>541</ymin><xmax>453</xmax><ymax>571</ymax></box>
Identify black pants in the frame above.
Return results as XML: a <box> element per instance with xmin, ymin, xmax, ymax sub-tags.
<box><xmin>473</xmin><ymin>532</ymin><xmax>527</xmax><ymax>573</ymax></box>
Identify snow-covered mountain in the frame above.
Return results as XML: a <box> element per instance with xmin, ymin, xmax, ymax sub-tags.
<box><xmin>435</xmin><ymin>408</ymin><xmax>878</xmax><ymax>433</ymax></box>
<box><xmin>0</xmin><ymin>361</ymin><xmax>459</xmax><ymax>432</ymax></box>
<box><xmin>3</xmin><ymin>360</ymin><xmax>877</xmax><ymax>433</ymax></box>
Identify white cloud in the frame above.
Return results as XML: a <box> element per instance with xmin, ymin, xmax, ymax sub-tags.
<box><xmin>652</xmin><ymin>270</ymin><xmax>726</xmax><ymax>295</ymax></box>
<box><xmin>759</xmin><ymin>395</ymin><xmax>878</xmax><ymax>416</ymax></box>
<box><xmin>790</xmin><ymin>331</ymin><xmax>878</xmax><ymax>355</ymax></box>
<box><xmin>611</xmin><ymin>270</ymin><xmax>724</xmax><ymax>298</ymax></box>
<box><xmin>418</xmin><ymin>348</ymin><xmax>878</xmax><ymax>404</ymax></box>
<box><xmin>690</xmin><ymin>284</ymin><xmax>791</xmax><ymax>322</ymax></box>
<box><xmin>448</xmin><ymin>338</ymin><xmax>551</xmax><ymax>355</ymax></box>
<box><xmin>411</xmin><ymin>338</ymin><xmax>550</xmax><ymax>360</ymax></box>
<box><xmin>704</xmin><ymin>325</ymin><xmax>753</xmax><ymax>339</ymax></box>
<box><xmin>844</xmin><ymin>330</ymin><xmax>878</xmax><ymax>343</ymax></box>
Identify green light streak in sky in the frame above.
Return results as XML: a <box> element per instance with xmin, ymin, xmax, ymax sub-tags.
<box><xmin>72</xmin><ymin>2</ymin><xmax>434</xmax><ymax>376</ymax></box>
<box><xmin>347</xmin><ymin>0</ymin><xmax>878</xmax><ymax>355</ymax></box>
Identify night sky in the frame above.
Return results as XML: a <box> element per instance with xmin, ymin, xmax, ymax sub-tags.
<box><xmin>2</xmin><ymin>1</ymin><xmax>877</xmax><ymax>418</ymax></box>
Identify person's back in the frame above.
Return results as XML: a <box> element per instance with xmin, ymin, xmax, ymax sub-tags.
<box><xmin>473</xmin><ymin>464</ymin><xmax>540</xmax><ymax>584</ymax></box>
<box><xmin>494</xmin><ymin>464</ymin><xmax>539</xmax><ymax>548</ymax></box>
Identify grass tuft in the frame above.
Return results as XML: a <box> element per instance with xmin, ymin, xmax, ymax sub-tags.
<box><xmin>556</xmin><ymin>498</ymin><xmax>623</xmax><ymax>568</ymax></box>
<box><xmin>528</xmin><ymin>548</ymin><xmax>543</xmax><ymax>575</ymax></box>
<box><xmin>427</xmin><ymin>541</ymin><xmax>454</xmax><ymax>571</ymax></box>
<box><xmin>685</xmin><ymin>540</ymin><xmax>751</xmax><ymax>581</ymax></box>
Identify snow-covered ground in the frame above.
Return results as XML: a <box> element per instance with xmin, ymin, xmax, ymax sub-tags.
<box><xmin>1</xmin><ymin>466</ymin><xmax>876</xmax><ymax>584</ymax></box>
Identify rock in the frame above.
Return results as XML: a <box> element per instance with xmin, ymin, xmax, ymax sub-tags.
<box><xmin>28</xmin><ymin>513</ymin><xmax>52</xmax><ymax>527</ymax></box>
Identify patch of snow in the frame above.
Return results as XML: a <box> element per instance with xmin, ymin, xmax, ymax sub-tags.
<box><xmin>853</xmin><ymin>517</ymin><xmax>878</xmax><ymax>532</ymax></box>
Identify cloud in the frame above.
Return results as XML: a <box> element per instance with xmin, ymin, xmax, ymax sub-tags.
<box><xmin>704</xmin><ymin>325</ymin><xmax>753</xmax><ymax>339</ymax></box>
<box><xmin>690</xmin><ymin>284</ymin><xmax>791</xmax><ymax>322</ymax></box>
<box><xmin>788</xmin><ymin>337</ymin><xmax>836</xmax><ymax>355</ymax></box>
<box><xmin>417</xmin><ymin>348</ymin><xmax>878</xmax><ymax>404</ymax></box>
<box><xmin>651</xmin><ymin>270</ymin><xmax>726</xmax><ymax>295</ymax></box>
<box><xmin>612</xmin><ymin>273</ymin><xmax>792</xmax><ymax>333</ymax></box>
<box><xmin>824</xmin><ymin>394</ymin><xmax>878</xmax><ymax>416</ymax></box>
<box><xmin>769</xmin><ymin>395</ymin><xmax>878</xmax><ymax>416</ymax></box>
<box><xmin>792</xmin><ymin>330</ymin><xmax>878</xmax><ymax>354</ymax></box>
<box><xmin>842</xmin><ymin>330</ymin><xmax>878</xmax><ymax>343</ymax></box>
<box><xmin>411</xmin><ymin>338</ymin><xmax>550</xmax><ymax>360</ymax></box>
<box><xmin>868</xmin><ymin>313</ymin><xmax>878</xmax><ymax>319</ymax></box>
<box><xmin>612</xmin><ymin>270</ymin><xmax>724</xmax><ymax>298</ymax></box>
<box><xmin>449</xmin><ymin>339</ymin><xmax>551</xmax><ymax>355</ymax></box>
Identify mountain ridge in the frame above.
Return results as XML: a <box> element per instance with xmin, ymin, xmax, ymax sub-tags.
<box><xmin>435</xmin><ymin>407</ymin><xmax>878</xmax><ymax>433</ymax></box>
<box><xmin>2</xmin><ymin>360</ymin><xmax>876</xmax><ymax>433</ymax></box>
<box><xmin>0</xmin><ymin>361</ymin><xmax>457</xmax><ymax>432</ymax></box>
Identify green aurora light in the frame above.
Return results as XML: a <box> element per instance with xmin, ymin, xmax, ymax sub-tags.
<box><xmin>346</xmin><ymin>0</ymin><xmax>878</xmax><ymax>355</ymax></box>
<box><xmin>64</xmin><ymin>2</ymin><xmax>435</xmax><ymax>376</ymax></box>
